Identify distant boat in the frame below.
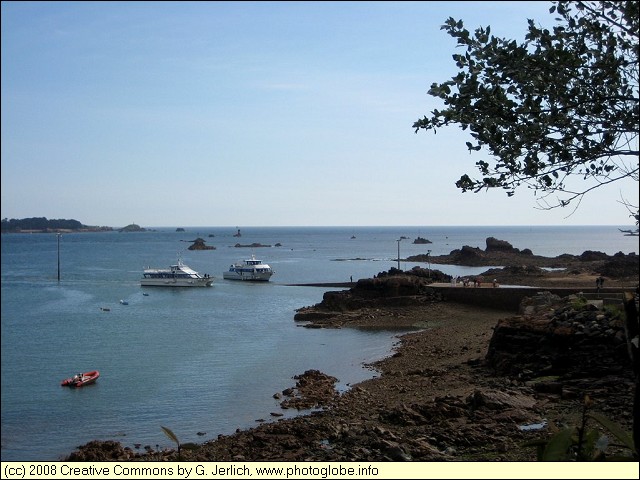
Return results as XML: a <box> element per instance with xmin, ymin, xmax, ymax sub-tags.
<box><xmin>61</xmin><ymin>370</ymin><xmax>100</xmax><ymax>388</ymax></box>
<box><xmin>223</xmin><ymin>255</ymin><xmax>274</xmax><ymax>282</ymax></box>
<box><xmin>141</xmin><ymin>259</ymin><xmax>213</xmax><ymax>287</ymax></box>
<box><xmin>120</xmin><ymin>300</ymin><xmax>129</xmax><ymax>305</ymax></box>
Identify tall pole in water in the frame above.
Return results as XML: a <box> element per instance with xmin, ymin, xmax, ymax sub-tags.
<box><xmin>396</xmin><ymin>238</ymin><xmax>402</xmax><ymax>270</ymax></box>
<box><xmin>57</xmin><ymin>233</ymin><xmax>61</xmax><ymax>282</ymax></box>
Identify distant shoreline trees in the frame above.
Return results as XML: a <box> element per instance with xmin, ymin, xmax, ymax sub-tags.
<box><xmin>1</xmin><ymin>217</ymin><xmax>111</xmax><ymax>233</ymax></box>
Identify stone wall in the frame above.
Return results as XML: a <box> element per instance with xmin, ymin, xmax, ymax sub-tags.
<box><xmin>432</xmin><ymin>286</ymin><xmax>626</xmax><ymax>313</ymax></box>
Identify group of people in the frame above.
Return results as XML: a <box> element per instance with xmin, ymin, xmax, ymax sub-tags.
<box><xmin>450</xmin><ymin>276</ymin><xmax>498</xmax><ymax>288</ymax></box>
<box><xmin>595</xmin><ymin>276</ymin><xmax>605</xmax><ymax>290</ymax></box>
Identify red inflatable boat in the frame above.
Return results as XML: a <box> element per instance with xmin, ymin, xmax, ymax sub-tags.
<box><xmin>61</xmin><ymin>370</ymin><xmax>100</xmax><ymax>387</ymax></box>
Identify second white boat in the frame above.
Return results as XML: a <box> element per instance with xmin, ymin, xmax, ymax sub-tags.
<box><xmin>223</xmin><ymin>255</ymin><xmax>274</xmax><ymax>282</ymax></box>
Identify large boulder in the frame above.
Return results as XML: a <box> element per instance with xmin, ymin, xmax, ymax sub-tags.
<box><xmin>485</xmin><ymin>237</ymin><xmax>517</xmax><ymax>252</ymax></box>
<box><xmin>188</xmin><ymin>238</ymin><xmax>215</xmax><ymax>250</ymax></box>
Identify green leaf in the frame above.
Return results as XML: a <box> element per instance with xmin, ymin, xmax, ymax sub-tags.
<box><xmin>542</xmin><ymin>428</ymin><xmax>575</xmax><ymax>461</ymax></box>
<box><xmin>588</xmin><ymin>413</ymin><xmax>635</xmax><ymax>452</ymax></box>
<box><xmin>161</xmin><ymin>425</ymin><xmax>180</xmax><ymax>447</ymax></box>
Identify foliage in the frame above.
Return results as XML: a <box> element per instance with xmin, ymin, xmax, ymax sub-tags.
<box><xmin>525</xmin><ymin>395</ymin><xmax>637</xmax><ymax>461</ymax></box>
<box><xmin>571</xmin><ymin>295</ymin><xmax>589</xmax><ymax>310</ymax></box>
<box><xmin>1</xmin><ymin>217</ymin><xmax>85</xmax><ymax>232</ymax></box>
<box><xmin>603</xmin><ymin>303</ymin><xmax>623</xmax><ymax>320</ymax></box>
<box><xmin>161</xmin><ymin>425</ymin><xmax>181</xmax><ymax>460</ymax></box>
<box><xmin>414</xmin><ymin>1</ymin><xmax>639</xmax><ymax>219</ymax></box>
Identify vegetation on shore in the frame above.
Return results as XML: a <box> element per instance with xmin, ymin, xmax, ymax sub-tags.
<box><xmin>1</xmin><ymin>217</ymin><xmax>112</xmax><ymax>233</ymax></box>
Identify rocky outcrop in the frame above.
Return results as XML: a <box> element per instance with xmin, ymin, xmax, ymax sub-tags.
<box><xmin>118</xmin><ymin>224</ymin><xmax>146</xmax><ymax>232</ymax></box>
<box><xmin>188</xmin><ymin>238</ymin><xmax>215</xmax><ymax>250</ymax></box>
<box><xmin>480</xmin><ymin>264</ymin><xmax>547</xmax><ymax>279</ymax></box>
<box><xmin>294</xmin><ymin>268</ymin><xmax>449</xmax><ymax>324</ymax></box>
<box><xmin>234</xmin><ymin>243</ymin><xmax>270</xmax><ymax>248</ymax></box>
<box><xmin>407</xmin><ymin>238</ymin><xmax>638</xmax><ymax>283</ymax></box>
<box><xmin>65</xmin><ymin>440</ymin><xmax>136</xmax><ymax>461</ymax></box>
<box><xmin>276</xmin><ymin>370</ymin><xmax>339</xmax><ymax>411</ymax></box>
<box><xmin>599</xmin><ymin>252</ymin><xmax>639</xmax><ymax>277</ymax></box>
<box><xmin>413</xmin><ymin>236</ymin><xmax>432</xmax><ymax>244</ymax></box>
<box><xmin>485</xmin><ymin>236</ymin><xmax>532</xmax><ymax>254</ymax></box>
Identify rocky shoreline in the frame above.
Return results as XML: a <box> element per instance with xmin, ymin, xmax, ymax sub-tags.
<box><xmin>63</xmin><ymin>239</ymin><xmax>639</xmax><ymax>462</ymax></box>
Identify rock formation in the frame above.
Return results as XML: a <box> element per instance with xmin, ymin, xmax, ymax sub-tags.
<box><xmin>188</xmin><ymin>238</ymin><xmax>215</xmax><ymax>250</ymax></box>
<box><xmin>118</xmin><ymin>224</ymin><xmax>146</xmax><ymax>232</ymax></box>
<box><xmin>413</xmin><ymin>236</ymin><xmax>432</xmax><ymax>244</ymax></box>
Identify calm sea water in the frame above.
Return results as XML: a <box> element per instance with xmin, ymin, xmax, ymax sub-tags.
<box><xmin>1</xmin><ymin>226</ymin><xmax>638</xmax><ymax>461</ymax></box>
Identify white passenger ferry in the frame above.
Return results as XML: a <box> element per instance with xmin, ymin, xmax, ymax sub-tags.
<box><xmin>223</xmin><ymin>255</ymin><xmax>273</xmax><ymax>282</ymax></box>
<box><xmin>141</xmin><ymin>259</ymin><xmax>213</xmax><ymax>287</ymax></box>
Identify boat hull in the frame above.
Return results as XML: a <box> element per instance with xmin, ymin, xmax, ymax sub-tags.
<box><xmin>223</xmin><ymin>272</ymin><xmax>272</xmax><ymax>282</ymax></box>
<box><xmin>140</xmin><ymin>278</ymin><xmax>213</xmax><ymax>287</ymax></box>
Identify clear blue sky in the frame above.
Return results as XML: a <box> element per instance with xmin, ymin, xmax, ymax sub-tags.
<box><xmin>2</xmin><ymin>1</ymin><xmax>637</xmax><ymax>228</ymax></box>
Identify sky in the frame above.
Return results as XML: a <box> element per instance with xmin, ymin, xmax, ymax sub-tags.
<box><xmin>2</xmin><ymin>1</ymin><xmax>638</xmax><ymax>228</ymax></box>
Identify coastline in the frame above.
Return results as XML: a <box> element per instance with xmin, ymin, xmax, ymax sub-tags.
<box><xmin>2</xmin><ymin>227</ymin><xmax>636</xmax><ymax>462</ymax></box>
<box><xmin>60</xmin><ymin>241</ymin><xmax>639</xmax><ymax>462</ymax></box>
<box><xmin>66</xmin><ymin>302</ymin><xmax>513</xmax><ymax>461</ymax></box>
<box><xmin>65</xmin><ymin>280</ymin><xmax>637</xmax><ymax>461</ymax></box>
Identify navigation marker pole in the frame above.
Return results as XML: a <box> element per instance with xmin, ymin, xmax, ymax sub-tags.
<box><xmin>57</xmin><ymin>233</ymin><xmax>61</xmax><ymax>282</ymax></box>
<box><xmin>396</xmin><ymin>238</ymin><xmax>403</xmax><ymax>271</ymax></box>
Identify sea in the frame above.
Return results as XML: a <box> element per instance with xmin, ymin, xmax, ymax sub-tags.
<box><xmin>1</xmin><ymin>225</ymin><xmax>638</xmax><ymax>461</ymax></box>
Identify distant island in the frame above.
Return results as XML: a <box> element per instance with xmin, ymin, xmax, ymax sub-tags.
<box><xmin>118</xmin><ymin>223</ymin><xmax>147</xmax><ymax>232</ymax></box>
<box><xmin>1</xmin><ymin>217</ymin><xmax>113</xmax><ymax>233</ymax></box>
